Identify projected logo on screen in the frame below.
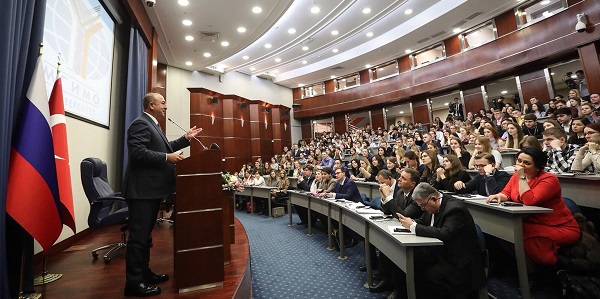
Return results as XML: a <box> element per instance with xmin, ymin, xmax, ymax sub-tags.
<box><xmin>43</xmin><ymin>0</ymin><xmax>115</xmax><ymax>127</ymax></box>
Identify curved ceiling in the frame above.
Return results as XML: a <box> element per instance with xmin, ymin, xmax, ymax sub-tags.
<box><xmin>146</xmin><ymin>0</ymin><xmax>520</xmax><ymax>89</ymax></box>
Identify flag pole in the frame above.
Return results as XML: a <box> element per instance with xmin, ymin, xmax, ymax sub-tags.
<box><xmin>33</xmin><ymin>52</ymin><xmax>64</xmax><ymax>287</ymax></box>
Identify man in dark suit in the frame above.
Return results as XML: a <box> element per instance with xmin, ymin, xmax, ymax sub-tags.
<box><xmin>450</xmin><ymin>97</ymin><xmax>464</xmax><ymax>118</ymax></box>
<box><xmin>397</xmin><ymin>183</ymin><xmax>486</xmax><ymax>299</ymax></box>
<box><xmin>369</xmin><ymin>169</ymin><xmax>423</xmax><ymax>294</ymax></box>
<box><xmin>324</xmin><ymin>167</ymin><xmax>362</xmax><ymax>202</ymax></box>
<box><xmin>295</xmin><ymin>164</ymin><xmax>315</xmax><ymax>226</ymax></box>
<box><xmin>454</xmin><ymin>153</ymin><xmax>510</xmax><ymax>196</ymax></box>
<box><xmin>123</xmin><ymin>93</ymin><xmax>202</xmax><ymax>297</ymax></box>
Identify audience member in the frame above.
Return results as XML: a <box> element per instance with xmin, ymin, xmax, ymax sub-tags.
<box><xmin>521</xmin><ymin>113</ymin><xmax>544</xmax><ymax>139</ymax></box>
<box><xmin>435</xmin><ymin>154</ymin><xmax>471</xmax><ymax>192</ymax></box>
<box><xmin>571</xmin><ymin>122</ymin><xmax>600</xmax><ymax>172</ymax></box>
<box><xmin>455</xmin><ymin>153</ymin><xmax>510</xmax><ymax>196</ymax></box>
<box><xmin>542</xmin><ymin>128</ymin><xmax>579</xmax><ymax>172</ymax></box>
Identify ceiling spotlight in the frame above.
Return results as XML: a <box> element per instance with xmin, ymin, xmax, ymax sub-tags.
<box><xmin>185</xmin><ymin>61</ymin><xmax>193</xmax><ymax>66</ymax></box>
<box><xmin>540</xmin><ymin>0</ymin><xmax>550</xmax><ymax>4</ymax></box>
<box><xmin>242</xmin><ymin>55</ymin><xmax>249</xmax><ymax>60</ymax></box>
<box><xmin>330</xmin><ymin>75</ymin><xmax>336</xmax><ymax>79</ymax></box>
<box><xmin>311</xmin><ymin>6</ymin><xmax>320</xmax><ymax>14</ymax></box>
<box><xmin>288</xmin><ymin>28</ymin><xmax>296</xmax><ymax>34</ymax></box>
<box><xmin>453</xmin><ymin>28</ymin><xmax>461</xmax><ymax>33</ymax></box>
<box><xmin>237</xmin><ymin>27</ymin><xmax>246</xmax><ymax>33</ymax></box>
<box><xmin>399</xmin><ymin>111</ymin><xmax>404</xmax><ymax>114</ymax></box>
<box><xmin>331</xmin><ymin>30</ymin><xmax>339</xmax><ymax>35</ymax></box>
<box><xmin>501</xmin><ymin>90</ymin><xmax>508</xmax><ymax>94</ymax></box>
<box><xmin>182</xmin><ymin>19</ymin><xmax>192</xmax><ymax>26</ymax></box>
<box><xmin>250</xmin><ymin>67</ymin><xmax>256</xmax><ymax>71</ymax></box>
<box><xmin>365</xmin><ymin>64</ymin><xmax>371</xmax><ymax>68</ymax></box>
<box><xmin>178</xmin><ymin>0</ymin><xmax>189</xmax><ymax>6</ymax></box>
<box><xmin>203</xmin><ymin>52</ymin><xmax>211</xmax><ymax>57</ymax></box>
<box><xmin>405</xmin><ymin>9</ymin><xmax>413</xmax><ymax>15</ymax></box>
<box><xmin>185</xmin><ymin>35</ymin><xmax>194</xmax><ymax>41</ymax></box>
<box><xmin>221</xmin><ymin>41</ymin><xmax>229</xmax><ymax>46</ymax></box>
<box><xmin>444</xmin><ymin>103</ymin><xmax>449</xmax><ymax>106</ymax></box>
<box><xmin>275</xmin><ymin>58</ymin><xmax>281</xmax><ymax>62</ymax></box>
<box><xmin>302</xmin><ymin>46</ymin><xmax>309</xmax><ymax>51</ymax></box>
<box><xmin>332</xmin><ymin>48</ymin><xmax>339</xmax><ymax>53</ymax></box>
<box><xmin>366</xmin><ymin>32</ymin><xmax>373</xmax><ymax>37</ymax></box>
<box><xmin>362</xmin><ymin>8</ymin><xmax>371</xmax><ymax>14</ymax></box>
<box><xmin>298</xmin><ymin>83</ymin><xmax>305</xmax><ymax>87</ymax></box>
<box><xmin>252</xmin><ymin>6</ymin><xmax>262</xmax><ymax>13</ymax></box>
<box><xmin>264</xmin><ymin>43</ymin><xmax>272</xmax><ymax>49</ymax></box>
<box><xmin>302</xmin><ymin>60</ymin><xmax>307</xmax><ymax>64</ymax></box>
<box><xmin>405</xmin><ymin>49</ymin><xmax>412</xmax><ymax>54</ymax></box>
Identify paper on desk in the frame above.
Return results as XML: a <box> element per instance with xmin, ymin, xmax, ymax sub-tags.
<box><xmin>355</xmin><ymin>207</ymin><xmax>384</xmax><ymax>214</ymax></box>
<box><xmin>455</xmin><ymin>194</ymin><xmax>488</xmax><ymax>200</ymax></box>
<box><xmin>388</xmin><ymin>226</ymin><xmax>415</xmax><ymax>235</ymax></box>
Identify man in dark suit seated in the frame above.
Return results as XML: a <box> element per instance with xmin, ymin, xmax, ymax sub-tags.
<box><xmin>324</xmin><ymin>167</ymin><xmax>362</xmax><ymax>202</ymax></box>
<box><xmin>369</xmin><ymin>169</ymin><xmax>423</xmax><ymax>295</ymax></box>
<box><xmin>396</xmin><ymin>183</ymin><xmax>486</xmax><ymax>299</ymax></box>
<box><xmin>454</xmin><ymin>153</ymin><xmax>510</xmax><ymax>196</ymax></box>
<box><xmin>295</xmin><ymin>164</ymin><xmax>315</xmax><ymax>226</ymax></box>
<box><xmin>123</xmin><ymin>93</ymin><xmax>203</xmax><ymax>297</ymax></box>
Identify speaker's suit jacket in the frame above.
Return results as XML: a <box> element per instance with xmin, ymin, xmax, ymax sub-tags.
<box><xmin>414</xmin><ymin>195</ymin><xmax>486</xmax><ymax>295</ymax></box>
<box><xmin>123</xmin><ymin>113</ymin><xmax>190</xmax><ymax>200</ymax></box>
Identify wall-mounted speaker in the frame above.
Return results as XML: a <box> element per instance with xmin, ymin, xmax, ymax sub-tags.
<box><xmin>265</xmin><ymin>107</ymin><xmax>271</xmax><ymax>112</ymax></box>
<box><xmin>211</xmin><ymin>96</ymin><xmax>219</xmax><ymax>104</ymax></box>
<box><xmin>241</xmin><ymin>102</ymin><xmax>247</xmax><ymax>109</ymax></box>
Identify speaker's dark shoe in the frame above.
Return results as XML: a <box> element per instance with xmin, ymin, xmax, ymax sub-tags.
<box><xmin>144</xmin><ymin>272</ymin><xmax>169</xmax><ymax>284</ymax></box>
<box><xmin>124</xmin><ymin>282</ymin><xmax>161</xmax><ymax>297</ymax></box>
<box><xmin>345</xmin><ymin>238</ymin><xmax>358</xmax><ymax>248</ymax></box>
<box><xmin>359</xmin><ymin>264</ymin><xmax>367</xmax><ymax>272</ymax></box>
<box><xmin>369</xmin><ymin>280</ymin><xmax>390</xmax><ymax>293</ymax></box>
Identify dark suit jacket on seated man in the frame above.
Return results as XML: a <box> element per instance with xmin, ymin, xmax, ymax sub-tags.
<box><xmin>122</xmin><ymin>93</ymin><xmax>203</xmax><ymax>297</ymax></box>
<box><xmin>455</xmin><ymin>153</ymin><xmax>511</xmax><ymax>196</ymax></box>
<box><xmin>324</xmin><ymin>169</ymin><xmax>362</xmax><ymax>202</ymax></box>
<box><xmin>397</xmin><ymin>182</ymin><xmax>486</xmax><ymax>298</ymax></box>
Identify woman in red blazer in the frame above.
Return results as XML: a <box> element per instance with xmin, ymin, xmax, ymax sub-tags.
<box><xmin>487</xmin><ymin>148</ymin><xmax>580</xmax><ymax>266</ymax></box>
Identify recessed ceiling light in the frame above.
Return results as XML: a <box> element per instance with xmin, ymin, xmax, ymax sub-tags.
<box><xmin>501</xmin><ymin>90</ymin><xmax>508</xmax><ymax>94</ymax></box>
<box><xmin>311</xmin><ymin>6</ymin><xmax>320</xmax><ymax>14</ymax></box>
<box><xmin>540</xmin><ymin>0</ymin><xmax>550</xmax><ymax>4</ymax></box>
<box><xmin>203</xmin><ymin>52</ymin><xmax>211</xmax><ymax>57</ymax></box>
<box><xmin>405</xmin><ymin>9</ymin><xmax>413</xmax><ymax>15</ymax></box>
<box><xmin>221</xmin><ymin>41</ymin><xmax>229</xmax><ymax>46</ymax></box>
<box><xmin>444</xmin><ymin>103</ymin><xmax>449</xmax><ymax>106</ymax></box>
<box><xmin>366</xmin><ymin>32</ymin><xmax>373</xmax><ymax>37</ymax></box>
<box><xmin>302</xmin><ymin>46</ymin><xmax>309</xmax><ymax>51</ymax></box>
<box><xmin>405</xmin><ymin>49</ymin><xmax>412</xmax><ymax>54</ymax></box>
<box><xmin>275</xmin><ymin>58</ymin><xmax>281</xmax><ymax>62</ymax></box>
<box><xmin>185</xmin><ymin>61</ymin><xmax>192</xmax><ymax>66</ymax></box>
<box><xmin>182</xmin><ymin>20</ymin><xmax>192</xmax><ymax>26</ymax></box>
<box><xmin>331</xmin><ymin>30</ymin><xmax>339</xmax><ymax>35</ymax></box>
<box><xmin>332</xmin><ymin>48</ymin><xmax>339</xmax><ymax>53</ymax></box>
<box><xmin>365</xmin><ymin>64</ymin><xmax>371</xmax><ymax>68</ymax></box>
<box><xmin>288</xmin><ymin>28</ymin><xmax>296</xmax><ymax>34</ymax></box>
<box><xmin>550</xmin><ymin>72</ymin><xmax>555</xmax><ymax>75</ymax></box>
<box><xmin>298</xmin><ymin>83</ymin><xmax>305</xmax><ymax>87</ymax></box>
<box><xmin>250</xmin><ymin>67</ymin><xmax>256</xmax><ymax>71</ymax></box>
<box><xmin>237</xmin><ymin>27</ymin><xmax>246</xmax><ymax>33</ymax></box>
<box><xmin>242</xmin><ymin>55</ymin><xmax>249</xmax><ymax>60</ymax></box>
<box><xmin>252</xmin><ymin>6</ymin><xmax>262</xmax><ymax>13</ymax></box>
<box><xmin>453</xmin><ymin>28</ymin><xmax>461</xmax><ymax>33</ymax></box>
<box><xmin>185</xmin><ymin>35</ymin><xmax>194</xmax><ymax>41</ymax></box>
<box><xmin>302</xmin><ymin>60</ymin><xmax>307</xmax><ymax>64</ymax></box>
<box><xmin>399</xmin><ymin>111</ymin><xmax>404</xmax><ymax>114</ymax></box>
<box><xmin>362</xmin><ymin>8</ymin><xmax>371</xmax><ymax>14</ymax></box>
<box><xmin>178</xmin><ymin>0</ymin><xmax>189</xmax><ymax>6</ymax></box>
<box><xmin>273</xmin><ymin>70</ymin><xmax>279</xmax><ymax>73</ymax></box>
<box><xmin>264</xmin><ymin>43</ymin><xmax>272</xmax><ymax>49</ymax></box>
<box><xmin>330</xmin><ymin>75</ymin><xmax>336</xmax><ymax>79</ymax></box>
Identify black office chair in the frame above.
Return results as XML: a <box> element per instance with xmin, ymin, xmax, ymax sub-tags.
<box><xmin>81</xmin><ymin>157</ymin><xmax>128</xmax><ymax>264</ymax></box>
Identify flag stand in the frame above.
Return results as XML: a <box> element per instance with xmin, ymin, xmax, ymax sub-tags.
<box><xmin>33</xmin><ymin>257</ymin><xmax>62</xmax><ymax>286</ymax></box>
<box><xmin>18</xmin><ymin>237</ymin><xmax>41</xmax><ymax>299</ymax></box>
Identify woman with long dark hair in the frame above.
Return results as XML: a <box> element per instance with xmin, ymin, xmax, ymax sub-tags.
<box><xmin>436</xmin><ymin>154</ymin><xmax>471</xmax><ymax>191</ymax></box>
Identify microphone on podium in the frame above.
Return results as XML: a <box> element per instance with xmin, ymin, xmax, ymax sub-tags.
<box><xmin>167</xmin><ymin>118</ymin><xmax>208</xmax><ymax>150</ymax></box>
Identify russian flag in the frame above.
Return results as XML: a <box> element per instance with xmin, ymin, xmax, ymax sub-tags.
<box><xmin>6</xmin><ymin>56</ymin><xmax>63</xmax><ymax>252</ymax></box>
<box><xmin>49</xmin><ymin>73</ymin><xmax>76</xmax><ymax>233</ymax></box>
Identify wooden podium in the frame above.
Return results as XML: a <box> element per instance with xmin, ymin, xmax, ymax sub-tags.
<box><xmin>174</xmin><ymin>149</ymin><xmax>225</xmax><ymax>293</ymax></box>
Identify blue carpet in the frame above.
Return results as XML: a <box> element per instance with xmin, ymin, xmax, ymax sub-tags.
<box><xmin>235</xmin><ymin>210</ymin><xmax>380</xmax><ymax>298</ymax></box>
<box><xmin>235</xmin><ymin>210</ymin><xmax>561</xmax><ymax>299</ymax></box>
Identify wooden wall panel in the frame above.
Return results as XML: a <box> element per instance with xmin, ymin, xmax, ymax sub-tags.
<box><xmin>280</xmin><ymin>108</ymin><xmax>291</xmax><ymax>151</ymax></box>
<box><xmin>301</xmin><ymin>119</ymin><xmax>312</xmax><ymax>141</ymax></box>
<box><xmin>578</xmin><ymin>43</ymin><xmax>600</xmax><ymax>94</ymax></box>
<box><xmin>463</xmin><ymin>87</ymin><xmax>485</xmax><ymax>116</ymax></box>
<box><xmin>271</xmin><ymin>107</ymin><xmax>282</xmax><ymax>155</ymax></box>
<box><xmin>494</xmin><ymin>9</ymin><xmax>517</xmax><ymax>38</ymax></box>
<box><xmin>292</xmin><ymin>0</ymin><xmax>600</xmax><ymax>120</ymax></box>
<box><xmin>121</xmin><ymin>0</ymin><xmax>153</xmax><ymax>46</ymax></box>
<box><xmin>325</xmin><ymin>80</ymin><xmax>335</xmax><ymax>93</ymax></box>
<box><xmin>411</xmin><ymin>99</ymin><xmax>430</xmax><ymax>127</ymax></box>
<box><xmin>445</xmin><ymin>36</ymin><xmax>462</xmax><ymax>57</ymax></box>
<box><xmin>519</xmin><ymin>70</ymin><xmax>551</xmax><ymax>104</ymax></box>
<box><xmin>371</xmin><ymin>109</ymin><xmax>385</xmax><ymax>129</ymax></box>
<box><xmin>293</xmin><ymin>88</ymin><xmax>302</xmax><ymax>100</ymax></box>
<box><xmin>249</xmin><ymin>103</ymin><xmax>261</xmax><ymax>160</ymax></box>
<box><xmin>398</xmin><ymin>56</ymin><xmax>411</xmax><ymax>73</ymax></box>
<box><xmin>333</xmin><ymin>115</ymin><xmax>346</xmax><ymax>135</ymax></box>
<box><xmin>359</xmin><ymin>69</ymin><xmax>370</xmax><ymax>85</ymax></box>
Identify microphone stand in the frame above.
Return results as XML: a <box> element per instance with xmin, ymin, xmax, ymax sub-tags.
<box><xmin>167</xmin><ymin>118</ymin><xmax>208</xmax><ymax>150</ymax></box>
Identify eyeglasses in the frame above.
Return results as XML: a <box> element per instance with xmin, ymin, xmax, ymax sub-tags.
<box><xmin>416</xmin><ymin>196</ymin><xmax>433</xmax><ymax>209</ymax></box>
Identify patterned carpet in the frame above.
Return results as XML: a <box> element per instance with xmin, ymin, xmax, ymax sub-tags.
<box><xmin>235</xmin><ymin>210</ymin><xmax>561</xmax><ymax>299</ymax></box>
